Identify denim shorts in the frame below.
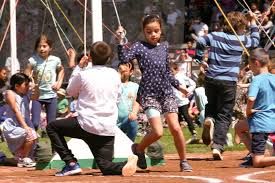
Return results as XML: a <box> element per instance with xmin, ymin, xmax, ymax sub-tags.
<box><xmin>251</xmin><ymin>133</ymin><xmax>269</xmax><ymax>155</ymax></box>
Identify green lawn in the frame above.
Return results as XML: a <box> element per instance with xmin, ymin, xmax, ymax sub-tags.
<box><xmin>0</xmin><ymin>127</ymin><xmax>245</xmax><ymax>158</ymax></box>
<box><xmin>136</xmin><ymin>127</ymin><xmax>246</xmax><ymax>154</ymax></box>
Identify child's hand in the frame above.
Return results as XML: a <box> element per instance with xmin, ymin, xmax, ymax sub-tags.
<box><xmin>179</xmin><ymin>85</ymin><xmax>188</xmax><ymax>96</ymax></box>
<box><xmin>79</xmin><ymin>55</ymin><xmax>89</xmax><ymax>68</ymax></box>
<box><xmin>115</xmin><ymin>26</ymin><xmax>127</xmax><ymax>44</ymax></box>
<box><xmin>247</xmin><ymin>11</ymin><xmax>257</xmax><ymax>25</ymax></box>
<box><xmin>52</xmin><ymin>81</ymin><xmax>62</xmax><ymax>91</ymax></box>
<box><xmin>129</xmin><ymin>111</ymin><xmax>138</xmax><ymax>121</ymax></box>
<box><xmin>67</xmin><ymin>48</ymin><xmax>76</xmax><ymax>59</ymax></box>
<box><xmin>67</xmin><ymin>48</ymin><xmax>76</xmax><ymax>68</ymax></box>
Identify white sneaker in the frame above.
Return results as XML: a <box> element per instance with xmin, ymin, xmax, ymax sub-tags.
<box><xmin>212</xmin><ymin>149</ymin><xmax>223</xmax><ymax>160</ymax></box>
<box><xmin>17</xmin><ymin>157</ymin><xmax>36</xmax><ymax>168</ymax></box>
<box><xmin>202</xmin><ymin>117</ymin><xmax>214</xmax><ymax>146</ymax></box>
<box><xmin>122</xmin><ymin>155</ymin><xmax>138</xmax><ymax>176</ymax></box>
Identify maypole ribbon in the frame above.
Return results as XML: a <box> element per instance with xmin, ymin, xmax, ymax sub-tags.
<box><xmin>241</xmin><ymin>0</ymin><xmax>275</xmax><ymax>48</ymax></box>
<box><xmin>213</xmin><ymin>0</ymin><xmax>250</xmax><ymax>56</ymax></box>
<box><xmin>53</xmin><ymin>0</ymin><xmax>83</xmax><ymax>44</ymax></box>
<box><xmin>112</xmin><ymin>0</ymin><xmax>128</xmax><ymax>45</ymax></box>
<box><xmin>76</xmin><ymin>0</ymin><xmax>130</xmax><ymax>49</ymax></box>
<box><xmin>0</xmin><ymin>0</ymin><xmax>20</xmax><ymax>52</ymax></box>
<box><xmin>83</xmin><ymin>0</ymin><xmax>87</xmax><ymax>56</ymax></box>
<box><xmin>39</xmin><ymin>0</ymin><xmax>75</xmax><ymax>50</ymax></box>
<box><xmin>259</xmin><ymin>1</ymin><xmax>275</xmax><ymax>26</ymax></box>
<box><xmin>45</xmin><ymin>0</ymin><xmax>67</xmax><ymax>52</ymax></box>
<box><xmin>0</xmin><ymin>0</ymin><xmax>7</xmax><ymax>22</ymax></box>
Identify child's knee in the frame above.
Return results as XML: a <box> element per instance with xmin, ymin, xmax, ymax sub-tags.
<box><xmin>169</xmin><ymin>126</ymin><xmax>182</xmax><ymax>135</ymax></box>
<box><xmin>152</xmin><ymin>130</ymin><xmax>163</xmax><ymax>139</ymax></box>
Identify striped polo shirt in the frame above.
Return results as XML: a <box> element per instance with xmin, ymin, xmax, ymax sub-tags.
<box><xmin>196</xmin><ymin>25</ymin><xmax>259</xmax><ymax>81</ymax></box>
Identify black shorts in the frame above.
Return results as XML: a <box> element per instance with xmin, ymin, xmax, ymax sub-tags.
<box><xmin>251</xmin><ymin>133</ymin><xmax>269</xmax><ymax>155</ymax></box>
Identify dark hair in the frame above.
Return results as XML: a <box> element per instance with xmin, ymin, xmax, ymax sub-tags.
<box><xmin>142</xmin><ymin>15</ymin><xmax>162</xmax><ymax>29</ymax></box>
<box><xmin>118</xmin><ymin>60</ymin><xmax>135</xmax><ymax>71</ymax></box>
<box><xmin>10</xmin><ymin>73</ymin><xmax>31</xmax><ymax>91</ymax></box>
<box><xmin>34</xmin><ymin>34</ymin><xmax>53</xmax><ymax>51</ymax></box>
<box><xmin>90</xmin><ymin>41</ymin><xmax>112</xmax><ymax>65</ymax></box>
<box><xmin>0</xmin><ymin>66</ymin><xmax>7</xmax><ymax>72</ymax></box>
<box><xmin>249</xmin><ymin>48</ymin><xmax>270</xmax><ymax>66</ymax></box>
<box><xmin>223</xmin><ymin>11</ymin><xmax>248</xmax><ymax>35</ymax></box>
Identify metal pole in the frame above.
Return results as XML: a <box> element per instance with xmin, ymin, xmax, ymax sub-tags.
<box><xmin>91</xmin><ymin>0</ymin><xmax>103</xmax><ymax>42</ymax></box>
<box><xmin>10</xmin><ymin>0</ymin><xmax>17</xmax><ymax>75</ymax></box>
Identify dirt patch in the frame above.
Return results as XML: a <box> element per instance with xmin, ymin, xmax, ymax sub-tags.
<box><xmin>0</xmin><ymin>151</ymin><xmax>275</xmax><ymax>183</ymax></box>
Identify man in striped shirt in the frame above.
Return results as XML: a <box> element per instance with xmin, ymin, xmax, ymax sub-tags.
<box><xmin>196</xmin><ymin>11</ymin><xmax>259</xmax><ymax>160</ymax></box>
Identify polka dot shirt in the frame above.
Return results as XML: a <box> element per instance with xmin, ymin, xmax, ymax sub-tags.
<box><xmin>118</xmin><ymin>41</ymin><xmax>180</xmax><ymax>103</ymax></box>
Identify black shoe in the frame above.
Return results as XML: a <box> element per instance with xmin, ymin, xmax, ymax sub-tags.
<box><xmin>239</xmin><ymin>156</ymin><xmax>253</xmax><ymax>168</ymax></box>
<box><xmin>131</xmin><ymin>143</ymin><xmax>147</xmax><ymax>169</ymax></box>
<box><xmin>241</xmin><ymin>153</ymin><xmax>252</xmax><ymax>161</ymax></box>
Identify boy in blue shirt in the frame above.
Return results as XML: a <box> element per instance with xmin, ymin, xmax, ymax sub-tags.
<box><xmin>247</xmin><ymin>48</ymin><xmax>275</xmax><ymax>168</ymax></box>
<box><xmin>117</xmin><ymin>61</ymin><xmax>139</xmax><ymax>142</ymax></box>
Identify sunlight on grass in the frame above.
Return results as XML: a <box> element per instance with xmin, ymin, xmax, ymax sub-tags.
<box><xmin>0</xmin><ymin>126</ymin><xmax>245</xmax><ymax>158</ymax></box>
<box><xmin>136</xmin><ymin>127</ymin><xmax>246</xmax><ymax>154</ymax></box>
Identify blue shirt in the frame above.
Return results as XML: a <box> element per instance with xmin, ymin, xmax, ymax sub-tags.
<box><xmin>118</xmin><ymin>41</ymin><xmax>180</xmax><ymax>104</ymax></box>
<box><xmin>117</xmin><ymin>82</ymin><xmax>139</xmax><ymax>121</ymax></box>
<box><xmin>28</xmin><ymin>54</ymin><xmax>62</xmax><ymax>99</ymax></box>
<box><xmin>248</xmin><ymin>73</ymin><xmax>275</xmax><ymax>133</ymax></box>
<box><xmin>196</xmin><ymin>25</ymin><xmax>259</xmax><ymax>81</ymax></box>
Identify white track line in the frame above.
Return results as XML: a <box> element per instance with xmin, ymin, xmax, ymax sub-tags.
<box><xmin>135</xmin><ymin>174</ymin><xmax>223</xmax><ymax>183</ymax></box>
<box><xmin>235</xmin><ymin>170</ymin><xmax>275</xmax><ymax>183</ymax></box>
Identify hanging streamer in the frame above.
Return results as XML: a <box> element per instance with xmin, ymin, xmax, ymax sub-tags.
<box><xmin>213</xmin><ymin>0</ymin><xmax>250</xmax><ymax>56</ymax></box>
<box><xmin>39</xmin><ymin>0</ymin><xmax>75</xmax><ymax>50</ymax></box>
<box><xmin>0</xmin><ymin>0</ymin><xmax>7</xmax><ymax>22</ymax></box>
<box><xmin>0</xmin><ymin>0</ymin><xmax>20</xmax><ymax>52</ymax></box>
<box><xmin>111</xmin><ymin>0</ymin><xmax>127</xmax><ymax>44</ymax></box>
<box><xmin>52</xmin><ymin>0</ymin><xmax>83</xmax><ymax>44</ymax></box>
<box><xmin>241</xmin><ymin>0</ymin><xmax>275</xmax><ymax>49</ymax></box>
<box><xmin>45</xmin><ymin>0</ymin><xmax>67</xmax><ymax>52</ymax></box>
<box><xmin>83</xmin><ymin>0</ymin><xmax>87</xmax><ymax>56</ymax></box>
<box><xmin>76</xmin><ymin>0</ymin><xmax>129</xmax><ymax>48</ymax></box>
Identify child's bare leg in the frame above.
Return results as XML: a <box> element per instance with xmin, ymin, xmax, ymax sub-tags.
<box><xmin>234</xmin><ymin>119</ymin><xmax>251</xmax><ymax>152</ymax></box>
<box><xmin>20</xmin><ymin>140</ymin><xmax>35</xmax><ymax>157</ymax></box>
<box><xmin>136</xmin><ymin>117</ymin><xmax>163</xmax><ymax>152</ymax></box>
<box><xmin>253</xmin><ymin>155</ymin><xmax>275</xmax><ymax>168</ymax></box>
<box><xmin>166</xmin><ymin>112</ymin><xmax>186</xmax><ymax>161</ymax></box>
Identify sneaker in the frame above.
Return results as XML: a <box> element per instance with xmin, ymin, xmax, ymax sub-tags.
<box><xmin>122</xmin><ymin>155</ymin><xmax>138</xmax><ymax>176</ymax></box>
<box><xmin>186</xmin><ymin>134</ymin><xmax>200</xmax><ymax>144</ymax></box>
<box><xmin>55</xmin><ymin>162</ymin><xmax>82</xmax><ymax>176</ymax></box>
<box><xmin>180</xmin><ymin>160</ymin><xmax>192</xmax><ymax>172</ymax></box>
<box><xmin>239</xmin><ymin>156</ymin><xmax>253</xmax><ymax>168</ymax></box>
<box><xmin>212</xmin><ymin>149</ymin><xmax>223</xmax><ymax>161</ymax></box>
<box><xmin>17</xmin><ymin>157</ymin><xmax>36</xmax><ymax>168</ymax></box>
<box><xmin>202</xmin><ymin>117</ymin><xmax>214</xmax><ymax>146</ymax></box>
<box><xmin>241</xmin><ymin>153</ymin><xmax>252</xmax><ymax>161</ymax></box>
<box><xmin>131</xmin><ymin>143</ymin><xmax>147</xmax><ymax>169</ymax></box>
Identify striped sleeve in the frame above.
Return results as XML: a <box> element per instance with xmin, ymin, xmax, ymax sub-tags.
<box><xmin>244</xmin><ymin>25</ymin><xmax>260</xmax><ymax>48</ymax></box>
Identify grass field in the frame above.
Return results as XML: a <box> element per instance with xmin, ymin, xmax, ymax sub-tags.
<box><xmin>0</xmin><ymin>126</ymin><xmax>245</xmax><ymax>158</ymax></box>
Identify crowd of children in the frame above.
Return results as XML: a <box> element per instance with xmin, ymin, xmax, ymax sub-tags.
<box><xmin>0</xmin><ymin>1</ymin><xmax>274</xmax><ymax>178</ymax></box>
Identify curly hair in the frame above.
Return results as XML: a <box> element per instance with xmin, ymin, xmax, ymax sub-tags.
<box><xmin>222</xmin><ymin>11</ymin><xmax>248</xmax><ymax>35</ymax></box>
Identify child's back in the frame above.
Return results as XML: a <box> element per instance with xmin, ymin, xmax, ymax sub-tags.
<box><xmin>67</xmin><ymin>66</ymin><xmax>121</xmax><ymax>136</ymax></box>
<box><xmin>248</xmin><ymin>73</ymin><xmax>275</xmax><ymax>133</ymax></box>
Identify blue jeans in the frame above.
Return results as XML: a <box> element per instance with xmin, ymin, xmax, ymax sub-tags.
<box><xmin>31</xmin><ymin>98</ymin><xmax>57</xmax><ymax>130</ymax></box>
<box><xmin>117</xmin><ymin>116</ymin><xmax>138</xmax><ymax>142</ymax></box>
<box><xmin>205</xmin><ymin>77</ymin><xmax>236</xmax><ymax>152</ymax></box>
